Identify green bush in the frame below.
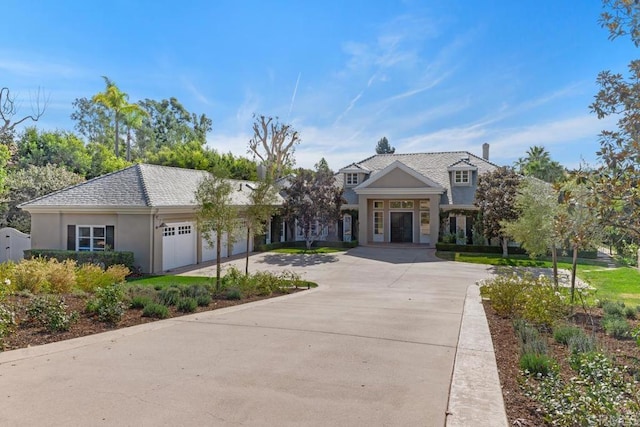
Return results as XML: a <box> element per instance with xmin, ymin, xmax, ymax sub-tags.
<box><xmin>436</xmin><ymin>242</ymin><xmax>528</xmax><ymax>255</ymax></box>
<box><xmin>602</xmin><ymin>300</ymin><xmax>625</xmax><ymax>317</ymax></box>
<box><xmin>567</xmin><ymin>333</ymin><xmax>597</xmax><ymax>355</ymax></box>
<box><xmin>44</xmin><ymin>259</ymin><xmax>77</xmax><ymax>293</ymax></box>
<box><xmin>142</xmin><ymin>303</ymin><xmax>170</xmax><ymax>319</ymax></box>
<box><xmin>158</xmin><ymin>286</ymin><xmax>181</xmax><ymax>306</ymax></box>
<box><xmin>26</xmin><ymin>296</ymin><xmax>78</xmax><ymax>332</ymax></box>
<box><xmin>182</xmin><ymin>284</ymin><xmax>212</xmax><ymax>299</ymax></box>
<box><xmin>25</xmin><ymin>249</ymin><xmax>135</xmax><ymax>270</ymax></box>
<box><xmin>196</xmin><ymin>294</ymin><xmax>211</xmax><ymax>307</ymax></box>
<box><xmin>76</xmin><ymin>264</ymin><xmax>111</xmax><ymax>292</ymax></box>
<box><xmin>176</xmin><ymin>297</ymin><xmax>197</xmax><ymax>313</ymax></box>
<box><xmin>13</xmin><ymin>258</ymin><xmax>49</xmax><ymax>293</ymax></box>
<box><xmin>225</xmin><ymin>287</ymin><xmax>242</xmax><ymax>300</ymax></box>
<box><xmin>480</xmin><ymin>274</ymin><xmax>529</xmax><ymax>317</ymax></box>
<box><xmin>602</xmin><ymin>315</ymin><xmax>631</xmax><ymax>339</ymax></box>
<box><xmin>520</xmin><ymin>352</ymin><xmax>554</xmax><ymax>376</ymax></box>
<box><xmin>87</xmin><ymin>284</ymin><xmax>128</xmax><ymax>324</ymax></box>
<box><xmin>0</xmin><ymin>303</ymin><xmax>16</xmax><ymax>349</ymax></box>
<box><xmin>553</xmin><ymin>324</ymin><xmax>585</xmax><ymax>345</ymax></box>
<box><xmin>130</xmin><ymin>295</ymin><xmax>153</xmax><ymax>309</ymax></box>
<box><xmin>521</xmin><ymin>281</ymin><xmax>567</xmax><ymax>328</ymax></box>
<box><xmin>624</xmin><ymin>306</ymin><xmax>637</xmax><ymax>320</ymax></box>
<box><xmin>0</xmin><ymin>262</ymin><xmax>16</xmax><ymax>297</ymax></box>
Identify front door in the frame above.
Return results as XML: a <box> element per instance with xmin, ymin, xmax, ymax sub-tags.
<box><xmin>391</xmin><ymin>212</ymin><xmax>413</xmax><ymax>243</ymax></box>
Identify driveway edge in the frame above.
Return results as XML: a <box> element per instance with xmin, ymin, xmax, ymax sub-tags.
<box><xmin>445</xmin><ymin>284</ymin><xmax>508</xmax><ymax>427</ymax></box>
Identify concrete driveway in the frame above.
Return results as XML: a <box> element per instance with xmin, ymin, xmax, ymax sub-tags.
<box><xmin>0</xmin><ymin>247</ymin><xmax>495</xmax><ymax>426</ymax></box>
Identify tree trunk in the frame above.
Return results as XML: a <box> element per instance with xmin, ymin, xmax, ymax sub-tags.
<box><xmin>245</xmin><ymin>226</ymin><xmax>250</xmax><ymax>275</ymax></box>
<box><xmin>216</xmin><ymin>230</ymin><xmax>222</xmax><ymax>292</ymax></box>
<box><xmin>501</xmin><ymin>236</ymin><xmax>508</xmax><ymax>257</ymax></box>
<box><xmin>551</xmin><ymin>243</ymin><xmax>559</xmax><ymax>290</ymax></box>
<box><xmin>114</xmin><ymin>112</ymin><xmax>120</xmax><ymax>158</ymax></box>
<box><xmin>126</xmin><ymin>127</ymin><xmax>132</xmax><ymax>161</ymax></box>
<box><xmin>570</xmin><ymin>245</ymin><xmax>578</xmax><ymax>305</ymax></box>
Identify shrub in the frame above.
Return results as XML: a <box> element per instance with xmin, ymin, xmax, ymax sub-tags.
<box><xmin>522</xmin><ymin>280</ymin><xmax>567</xmax><ymax>328</ymax></box>
<box><xmin>513</xmin><ymin>318</ymin><xmax>540</xmax><ymax>345</ymax></box>
<box><xmin>602</xmin><ymin>315</ymin><xmax>631</xmax><ymax>339</ymax></box>
<box><xmin>182</xmin><ymin>284</ymin><xmax>212</xmax><ymax>299</ymax></box>
<box><xmin>130</xmin><ymin>295</ymin><xmax>153</xmax><ymax>309</ymax></box>
<box><xmin>104</xmin><ymin>265</ymin><xmax>130</xmax><ymax>284</ymax></box>
<box><xmin>225</xmin><ymin>287</ymin><xmax>242</xmax><ymax>300</ymax></box>
<box><xmin>142</xmin><ymin>303</ymin><xmax>170</xmax><ymax>319</ymax></box>
<box><xmin>479</xmin><ymin>273</ymin><xmax>529</xmax><ymax>317</ymax></box>
<box><xmin>196</xmin><ymin>294</ymin><xmax>211</xmax><ymax>307</ymax></box>
<box><xmin>76</xmin><ymin>264</ymin><xmax>111</xmax><ymax>292</ymax></box>
<box><xmin>520</xmin><ymin>352</ymin><xmax>555</xmax><ymax>376</ymax></box>
<box><xmin>567</xmin><ymin>333</ymin><xmax>597</xmax><ymax>355</ymax></box>
<box><xmin>0</xmin><ymin>303</ymin><xmax>16</xmax><ymax>349</ymax></box>
<box><xmin>631</xmin><ymin>327</ymin><xmax>640</xmax><ymax>347</ymax></box>
<box><xmin>26</xmin><ymin>296</ymin><xmax>78</xmax><ymax>332</ymax></box>
<box><xmin>553</xmin><ymin>324</ymin><xmax>585</xmax><ymax>346</ymax></box>
<box><xmin>0</xmin><ymin>262</ymin><xmax>16</xmax><ymax>296</ymax></box>
<box><xmin>13</xmin><ymin>258</ymin><xmax>49</xmax><ymax>293</ymax></box>
<box><xmin>45</xmin><ymin>259</ymin><xmax>77</xmax><ymax>293</ymax></box>
<box><xmin>25</xmin><ymin>249</ymin><xmax>134</xmax><ymax>270</ymax></box>
<box><xmin>602</xmin><ymin>300</ymin><xmax>625</xmax><ymax>317</ymax></box>
<box><xmin>624</xmin><ymin>306</ymin><xmax>637</xmax><ymax>320</ymax></box>
<box><xmin>158</xmin><ymin>286</ymin><xmax>181</xmax><ymax>306</ymax></box>
<box><xmin>176</xmin><ymin>297</ymin><xmax>197</xmax><ymax>313</ymax></box>
<box><xmin>87</xmin><ymin>284</ymin><xmax>128</xmax><ymax>324</ymax></box>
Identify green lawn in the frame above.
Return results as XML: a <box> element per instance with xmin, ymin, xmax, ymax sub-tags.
<box><xmin>437</xmin><ymin>251</ymin><xmax>640</xmax><ymax>306</ymax></box>
<box><xmin>270</xmin><ymin>247</ymin><xmax>345</xmax><ymax>255</ymax></box>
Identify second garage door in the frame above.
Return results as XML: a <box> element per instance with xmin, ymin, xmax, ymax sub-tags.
<box><xmin>162</xmin><ymin>222</ymin><xmax>196</xmax><ymax>271</ymax></box>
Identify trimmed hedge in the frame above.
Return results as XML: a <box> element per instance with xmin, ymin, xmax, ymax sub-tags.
<box><xmin>435</xmin><ymin>243</ymin><xmax>598</xmax><ymax>259</ymax></box>
<box><xmin>24</xmin><ymin>249</ymin><xmax>135</xmax><ymax>270</ymax></box>
<box><xmin>256</xmin><ymin>240</ymin><xmax>358</xmax><ymax>251</ymax></box>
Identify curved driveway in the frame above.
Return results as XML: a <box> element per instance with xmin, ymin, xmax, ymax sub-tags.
<box><xmin>0</xmin><ymin>247</ymin><xmax>493</xmax><ymax>426</ymax></box>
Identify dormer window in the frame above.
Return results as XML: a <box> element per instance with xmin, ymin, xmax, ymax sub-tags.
<box><xmin>454</xmin><ymin>170</ymin><xmax>470</xmax><ymax>185</ymax></box>
<box><xmin>346</xmin><ymin>173</ymin><xmax>359</xmax><ymax>186</ymax></box>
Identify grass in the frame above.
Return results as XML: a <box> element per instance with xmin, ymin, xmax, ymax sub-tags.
<box><xmin>271</xmin><ymin>247</ymin><xmax>345</xmax><ymax>255</ymax></box>
<box><xmin>126</xmin><ymin>275</ymin><xmax>211</xmax><ymax>289</ymax></box>
<box><xmin>438</xmin><ymin>251</ymin><xmax>640</xmax><ymax>307</ymax></box>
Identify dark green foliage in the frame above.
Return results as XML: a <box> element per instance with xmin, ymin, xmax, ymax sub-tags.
<box><xmin>157</xmin><ymin>286</ymin><xmax>181</xmax><ymax>306</ymax></box>
<box><xmin>196</xmin><ymin>294</ymin><xmax>211</xmax><ymax>307</ymax></box>
<box><xmin>176</xmin><ymin>297</ymin><xmax>197</xmax><ymax>313</ymax></box>
<box><xmin>182</xmin><ymin>284</ymin><xmax>212</xmax><ymax>299</ymax></box>
<box><xmin>26</xmin><ymin>296</ymin><xmax>78</xmax><ymax>332</ymax></box>
<box><xmin>553</xmin><ymin>324</ymin><xmax>586</xmax><ymax>345</ymax></box>
<box><xmin>130</xmin><ymin>295</ymin><xmax>153</xmax><ymax>309</ymax></box>
<box><xmin>602</xmin><ymin>300</ymin><xmax>625</xmax><ymax>317</ymax></box>
<box><xmin>142</xmin><ymin>303</ymin><xmax>170</xmax><ymax>319</ymax></box>
<box><xmin>520</xmin><ymin>353</ymin><xmax>555</xmax><ymax>376</ymax></box>
<box><xmin>602</xmin><ymin>314</ymin><xmax>631</xmax><ymax>338</ymax></box>
<box><xmin>87</xmin><ymin>284</ymin><xmax>128</xmax><ymax>324</ymax></box>
<box><xmin>624</xmin><ymin>306</ymin><xmax>637</xmax><ymax>319</ymax></box>
<box><xmin>225</xmin><ymin>287</ymin><xmax>242</xmax><ymax>300</ymax></box>
<box><xmin>25</xmin><ymin>249</ymin><xmax>135</xmax><ymax>270</ymax></box>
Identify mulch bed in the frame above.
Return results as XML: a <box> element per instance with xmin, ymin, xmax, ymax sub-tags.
<box><xmin>2</xmin><ymin>289</ymin><xmax>304</xmax><ymax>352</ymax></box>
<box><xmin>484</xmin><ymin>300</ymin><xmax>640</xmax><ymax>426</ymax></box>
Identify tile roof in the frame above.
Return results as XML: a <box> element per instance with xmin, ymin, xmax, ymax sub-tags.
<box><xmin>20</xmin><ymin>164</ymin><xmax>281</xmax><ymax>209</ymax></box>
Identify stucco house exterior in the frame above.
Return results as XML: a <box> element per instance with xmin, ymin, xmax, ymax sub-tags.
<box><xmin>19</xmin><ymin>164</ymin><xmax>282</xmax><ymax>274</ymax></box>
<box><xmin>338</xmin><ymin>144</ymin><xmax>497</xmax><ymax>246</ymax></box>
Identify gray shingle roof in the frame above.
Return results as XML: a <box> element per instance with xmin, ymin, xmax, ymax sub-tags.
<box><xmin>20</xmin><ymin>164</ymin><xmax>281</xmax><ymax>209</ymax></box>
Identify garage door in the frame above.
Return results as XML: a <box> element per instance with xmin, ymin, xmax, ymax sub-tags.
<box><xmin>202</xmin><ymin>232</ymin><xmax>228</xmax><ymax>262</ymax></box>
<box><xmin>162</xmin><ymin>222</ymin><xmax>196</xmax><ymax>271</ymax></box>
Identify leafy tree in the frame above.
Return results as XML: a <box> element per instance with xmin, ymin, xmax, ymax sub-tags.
<box><xmin>16</xmin><ymin>127</ymin><xmax>91</xmax><ymax>175</ymax></box>
<box><xmin>375</xmin><ymin>136</ymin><xmax>396</xmax><ymax>154</ymax></box>
<box><xmin>248</xmin><ymin>114</ymin><xmax>300</xmax><ymax>181</ymax></box>
<box><xmin>474</xmin><ymin>167</ymin><xmax>522</xmax><ymax>256</ymax></box>
<box><xmin>283</xmin><ymin>164</ymin><xmax>343</xmax><ymax>250</ymax></box>
<box><xmin>501</xmin><ymin>177</ymin><xmax>562</xmax><ymax>286</ymax></box>
<box><xmin>590</xmin><ymin>1</ymin><xmax>640</xmax><ymax>241</ymax></box>
<box><xmin>0</xmin><ymin>144</ymin><xmax>10</xmax><ymax>195</ymax></box>
<box><xmin>146</xmin><ymin>141</ymin><xmax>212</xmax><ymax>170</ymax></box>
<box><xmin>0</xmin><ymin>87</ymin><xmax>47</xmax><ymax>140</ymax></box>
<box><xmin>514</xmin><ymin>145</ymin><xmax>565</xmax><ymax>183</ymax></box>
<box><xmin>92</xmin><ymin>77</ymin><xmax>146</xmax><ymax>159</ymax></box>
<box><xmin>85</xmin><ymin>142</ymin><xmax>131</xmax><ymax>179</ymax></box>
<box><xmin>70</xmin><ymin>96</ymin><xmax>113</xmax><ymax>147</ymax></box>
<box><xmin>244</xmin><ymin>181</ymin><xmax>278</xmax><ymax>274</ymax></box>
<box><xmin>1</xmin><ymin>165</ymin><xmax>84</xmax><ymax>232</ymax></box>
<box><xmin>195</xmin><ymin>172</ymin><xmax>239</xmax><ymax>290</ymax></box>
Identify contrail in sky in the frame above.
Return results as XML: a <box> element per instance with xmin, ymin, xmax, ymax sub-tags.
<box><xmin>287</xmin><ymin>72</ymin><xmax>301</xmax><ymax>121</ymax></box>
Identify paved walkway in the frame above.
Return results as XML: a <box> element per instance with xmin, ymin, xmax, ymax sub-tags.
<box><xmin>0</xmin><ymin>247</ymin><xmax>507</xmax><ymax>426</ymax></box>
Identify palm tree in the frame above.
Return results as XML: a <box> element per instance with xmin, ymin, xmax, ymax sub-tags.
<box><xmin>514</xmin><ymin>145</ymin><xmax>565</xmax><ymax>183</ymax></box>
<box><xmin>122</xmin><ymin>108</ymin><xmax>148</xmax><ymax>161</ymax></box>
<box><xmin>92</xmin><ymin>77</ymin><xmax>146</xmax><ymax>159</ymax></box>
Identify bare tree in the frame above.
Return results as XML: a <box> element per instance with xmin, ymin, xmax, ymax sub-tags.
<box><xmin>0</xmin><ymin>87</ymin><xmax>48</xmax><ymax>136</ymax></box>
<box><xmin>248</xmin><ymin>114</ymin><xmax>300</xmax><ymax>181</ymax></box>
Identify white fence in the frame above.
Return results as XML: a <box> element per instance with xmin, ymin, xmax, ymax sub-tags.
<box><xmin>0</xmin><ymin>227</ymin><xmax>31</xmax><ymax>263</ymax></box>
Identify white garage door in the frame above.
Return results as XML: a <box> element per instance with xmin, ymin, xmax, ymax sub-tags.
<box><xmin>231</xmin><ymin>232</ymin><xmax>248</xmax><ymax>256</ymax></box>
<box><xmin>162</xmin><ymin>222</ymin><xmax>196</xmax><ymax>271</ymax></box>
<box><xmin>202</xmin><ymin>232</ymin><xmax>228</xmax><ymax>262</ymax></box>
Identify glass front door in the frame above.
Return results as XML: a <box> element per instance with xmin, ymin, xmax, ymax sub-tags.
<box><xmin>390</xmin><ymin>212</ymin><xmax>413</xmax><ymax>243</ymax></box>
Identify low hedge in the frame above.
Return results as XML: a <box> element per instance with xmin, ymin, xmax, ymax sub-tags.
<box><xmin>256</xmin><ymin>240</ymin><xmax>358</xmax><ymax>252</ymax></box>
<box><xmin>24</xmin><ymin>249</ymin><xmax>135</xmax><ymax>269</ymax></box>
<box><xmin>435</xmin><ymin>243</ymin><xmax>598</xmax><ymax>259</ymax></box>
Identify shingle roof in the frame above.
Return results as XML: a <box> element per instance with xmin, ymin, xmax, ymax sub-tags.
<box><xmin>20</xmin><ymin>164</ymin><xmax>281</xmax><ymax>209</ymax></box>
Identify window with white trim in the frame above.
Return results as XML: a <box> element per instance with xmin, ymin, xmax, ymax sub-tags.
<box><xmin>389</xmin><ymin>200</ymin><xmax>414</xmax><ymax>209</ymax></box>
<box><xmin>163</xmin><ymin>226</ymin><xmax>175</xmax><ymax>237</ymax></box>
<box><xmin>346</xmin><ymin>173</ymin><xmax>358</xmax><ymax>186</ymax></box>
<box><xmin>420</xmin><ymin>210</ymin><xmax>430</xmax><ymax>235</ymax></box>
<box><xmin>374</xmin><ymin>211</ymin><xmax>383</xmax><ymax>236</ymax></box>
<box><xmin>454</xmin><ymin>170</ymin><xmax>470</xmax><ymax>185</ymax></box>
<box><xmin>178</xmin><ymin>225</ymin><xmax>192</xmax><ymax>235</ymax></box>
<box><xmin>373</xmin><ymin>200</ymin><xmax>384</xmax><ymax>209</ymax></box>
<box><xmin>77</xmin><ymin>226</ymin><xmax>106</xmax><ymax>251</ymax></box>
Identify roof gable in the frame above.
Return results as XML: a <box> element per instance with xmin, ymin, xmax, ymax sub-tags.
<box><xmin>355</xmin><ymin>160</ymin><xmax>443</xmax><ymax>190</ymax></box>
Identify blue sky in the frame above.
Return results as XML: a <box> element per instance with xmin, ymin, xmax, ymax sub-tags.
<box><xmin>2</xmin><ymin>1</ymin><xmax>636</xmax><ymax>170</ymax></box>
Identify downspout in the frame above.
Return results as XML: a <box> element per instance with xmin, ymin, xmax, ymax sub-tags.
<box><xmin>150</xmin><ymin>208</ymin><xmax>159</xmax><ymax>274</ymax></box>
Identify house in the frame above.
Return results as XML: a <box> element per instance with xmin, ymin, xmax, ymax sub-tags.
<box><xmin>338</xmin><ymin>143</ymin><xmax>497</xmax><ymax>246</ymax></box>
<box><xmin>19</xmin><ymin>164</ymin><xmax>283</xmax><ymax>274</ymax></box>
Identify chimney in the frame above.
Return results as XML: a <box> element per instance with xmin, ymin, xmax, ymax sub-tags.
<box><xmin>482</xmin><ymin>143</ymin><xmax>490</xmax><ymax>161</ymax></box>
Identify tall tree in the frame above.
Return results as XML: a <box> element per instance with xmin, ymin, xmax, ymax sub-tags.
<box><xmin>70</xmin><ymin>96</ymin><xmax>113</xmax><ymax>147</ymax></box>
<box><xmin>283</xmin><ymin>164</ymin><xmax>343</xmax><ymax>250</ymax></box>
<box><xmin>474</xmin><ymin>167</ymin><xmax>522</xmax><ymax>256</ymax></box>
<box><xmin>195</xmin><ymin>172</ymin><xmax>239</xmax><ymax>290</ymax></box>
<box><xmin>248</xmin><ymin>114</ymin><xmax>300</xmax><ymax>181</ymax></box>
<box><xmin>0</xmin><ymin>87</ymin><xmax>47</xmax><ymax>141</ymax></box>
<box><xmin>375</xmin><ymin>136</ymin><xmax>396</xmax><ymax>154</ymax></box>
<box><xmin>91</xmin><ymin>77</ymin><xmax>146</xmax><ymax>158</ymax></box>
<box><xmin>16</xmin><ymin>127</ymin><xmax>91</xmax><ymax>175</ymax></box>
<box><xmin>590</xmin><ymin>1</ymin><xmax>640</xmax><ymax>241</ymax></box>
<box><xmin>514</xmin><ymin>145</ymin><xmax>565</xmax><ymax>183</ymax></box>
<box><xmin>244</xmin><ymin>181</ymin><xmax>278</xmax><ymax>274</ymax></box>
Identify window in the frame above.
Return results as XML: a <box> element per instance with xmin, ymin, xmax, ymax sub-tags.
<box><xmin>373</xmin><ymin>200</ymin><xmax>384</xmax><ymax>209</ymax></box>
<box><xmin>178</xmin><ymin>225</ymin><xmax>191</xmax><ymax>235</ymax></box>
<box><xmin>419</xmin><ymin>200</ymin><xmax>429</xmax><ymax>209</ymax></box>
<box><xmin>420</xmin><ymin>210</ymin><xmax>430</xmax><ymax>235</ymax></box>
<box><xmin>163</xmin><ymin>227</ymin><xmax>175</xmax><ymax>237</ymax></box>
<box><xmin>77</xmin><ymin>226</ymin><xmax>106</xmax><ymax>251</ymax></box>
<box><xmin>346</xmin><ymin>173</ymin><xmax>358</xmax><ymax>186</ymax></box>
<box><xmin>454</xmin><ymin>170</ymin><xmax>470</xmax><ymax>184</ymax></box>
<box><xmin>389</xmin><ymin>200</ymin><xmax>414</xmax><ymax>209</ymax></box>
<box><xmin>374</xmin><ymin>211</ymin><xmax>383</xmax><ymax>235</ymax></box>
